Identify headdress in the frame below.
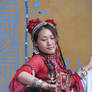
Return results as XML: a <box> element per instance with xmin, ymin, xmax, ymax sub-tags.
<box><xmin>27</xmin><ymin>18</ymin><xmax>57</xmax><ymax>40</ymax></box>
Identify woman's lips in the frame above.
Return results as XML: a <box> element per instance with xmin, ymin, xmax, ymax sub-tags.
<box><xmin>47</xmin><ymin>47</ymin><xmax>54</xmax><ymax>50</ymax></box>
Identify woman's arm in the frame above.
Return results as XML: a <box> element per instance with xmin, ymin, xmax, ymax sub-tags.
<box><xmin>17</xmin><ymin>71</ymin><xmax>56</xmax><ymax>91</ymax></box>
<box><xmin>69</xmin><ymin>56</ymin><xmax>92</xmax><ymax>92</ymax></box>
<box><xmin>77</xmin><ymin>55</ymin><xmax>92</xmax><ymax>78</ymax></box>
<box><xmin>84</xmin><ymin>55</ymin><xmax>92</xmax><ymax>71</ymax></box>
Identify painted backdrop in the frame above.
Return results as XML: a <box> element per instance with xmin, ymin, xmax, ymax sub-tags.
<box><xmin>0</xmin><ymin>0</ymin><xmax>92</xmax><ymax>92</ymax></box>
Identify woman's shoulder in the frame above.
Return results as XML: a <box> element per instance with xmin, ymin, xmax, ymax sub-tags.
<box><xmin>28</xmin><ymin>55</ymin><xmax>45</xmax><ymax>63</ymax></box>
<box><xmin>26</xmin><ymin>55</ymin><xmax>46</xmax><ymax>69</ymax></box>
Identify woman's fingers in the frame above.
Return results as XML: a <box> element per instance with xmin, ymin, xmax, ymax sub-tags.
<box><xmin>48</xmin><ymin>84</ymin><xmax>57</xmax><ymax>91</ymax></box>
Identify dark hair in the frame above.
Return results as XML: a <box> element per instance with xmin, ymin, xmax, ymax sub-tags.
<box><xmin>33</xmin><ymin>24</ymin><xmax>58</xmax><ymax>42</ymax></box>
<box><xmin>33</xmin><ymin>24</ymin><xmax>66</xmax><ymax>68</ymax></box>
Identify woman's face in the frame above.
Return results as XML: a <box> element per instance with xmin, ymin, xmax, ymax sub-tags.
<box><xmin>35</xmin><ymin>28</ymin><xmax>57</xmax><ymax>55</ymax></box>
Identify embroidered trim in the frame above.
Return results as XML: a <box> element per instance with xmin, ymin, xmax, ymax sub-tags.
<box><xmin>23</xmin><ymin>63</ymin><xmax>35</xmax><ymax>76</ymax></box>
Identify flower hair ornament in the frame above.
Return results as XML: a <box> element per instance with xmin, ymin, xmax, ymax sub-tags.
<box><xmin>27</xmin><ymin>18</ymin><xmax>57</xmax><ymax>40</ymax></box>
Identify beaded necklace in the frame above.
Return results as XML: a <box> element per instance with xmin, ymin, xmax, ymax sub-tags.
<box><xmin>40</xmin><ymin>51</ymin><xmax>64</xmax><ymax>84</ymax></box>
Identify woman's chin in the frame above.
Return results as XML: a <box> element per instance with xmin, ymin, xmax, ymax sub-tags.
<box><xmin>45</xmin><ymin>51</ymin><xmax>56</xmax><ymax>55</ymax></box>
<box><xmin>40</xmin><ymin>49</ymin><xmax>56</xmax><ymax>55</ymax></box>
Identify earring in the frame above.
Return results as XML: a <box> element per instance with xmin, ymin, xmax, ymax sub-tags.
<box><xmin>33</xmin><ymin>47</ymin><xmax>39</xmax><ymax>55</ymax></box>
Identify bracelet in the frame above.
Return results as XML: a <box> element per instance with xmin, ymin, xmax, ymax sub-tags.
<box><xmin>81</xmin><ymin>67</ymin><xmax>88</xmax><ymax>76</ymax></box>
<box><xmin>32</xmin><ymin>78</ymin><xmax>44</xmax><ymax>89</ymax></box>
<box><xmin>32</xmin><ymin>78</ymin><xmax>39</xmax><ymax>87</ymax></box>
<box><xmin>37</xmin><ymin>79</ymin><xmax>44</xmax><ymax>89</ymax></box>
<box><xmin>77</xmin><ymin>67</ymin><xmax>88</xmax><ymax>79</ymax></box>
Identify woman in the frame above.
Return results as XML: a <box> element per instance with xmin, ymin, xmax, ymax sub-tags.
<box><xmin>9</xmin><ymin>18</ymin><xmax>92</xmax><ymax>92</ymax></box>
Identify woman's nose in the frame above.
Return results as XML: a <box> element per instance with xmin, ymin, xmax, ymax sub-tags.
<box><xmin>47</xmin><ymin>39</ymin><xmax>52</xmax><ymax>45</ymax></box>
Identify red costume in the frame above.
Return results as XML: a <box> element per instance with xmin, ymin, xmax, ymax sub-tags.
<box><xmin>9</xmin><ymin>54</ymin><xmax>84</xmax><ymax>92</ymax></box>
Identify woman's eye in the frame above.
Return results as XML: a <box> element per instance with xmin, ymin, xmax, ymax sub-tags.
<box><xmin>51</xmin><ymin>37</ymin><xmax>55</xmax><ymax>39</ymax></box>
<box><xmin>41</xmin><ymin>39</ymin><xmax>46</xmax><ymax>41</ymax></box>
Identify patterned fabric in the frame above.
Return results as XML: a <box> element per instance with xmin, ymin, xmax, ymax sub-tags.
<box><xmin>9</xmin><ymin>54</ymin><xmax>84</xmax><ymax>92</ymax></box>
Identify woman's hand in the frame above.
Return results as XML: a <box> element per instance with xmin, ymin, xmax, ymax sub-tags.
<box><xmin>42</xmin><ymin>82</ymin><xmax>57</xmax><ymax>91</ymax></box>
<box><xmin>85</xmin><ymin>55</ymin><xmax>92</xmax><ymax>70</ymax></box>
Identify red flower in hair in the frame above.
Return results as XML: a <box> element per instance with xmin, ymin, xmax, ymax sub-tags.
<box><xmin>27</xmin><ymin>18</ymin><xmax>41</xmax><ymax>34</ymax></box>
<box><xmin>45</xmin><ymin>19</ymin><xmax>57</xmax><ymax>27</ymax></box>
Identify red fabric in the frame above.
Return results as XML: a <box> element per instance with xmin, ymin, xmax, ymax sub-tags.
<box><xmin>9</xmin><ymin>55</ymin><xmax>84</xmax><ymax>92</ymax></box>
<box><xmin>27</xmin><ymin>19</ymin><xmax>41</xmax><ymax>34</ymax></box>
<box><xmin>9</xmin><ymin>55</ymin><xmax>49</xmax><ymax>92</ymax></box>
<box><xmin>70</xmin><ymin>73</ymin><xmax>84</xmax><ymax>92</ymax></box>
